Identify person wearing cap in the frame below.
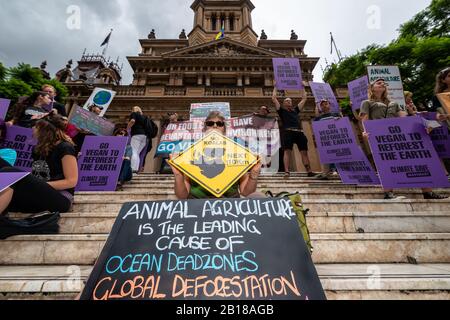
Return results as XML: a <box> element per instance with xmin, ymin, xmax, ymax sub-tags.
<box><xmin>313</xmin><ymin>99</ymin><xmax>342</xmax><ymax>180</ymax></box>
<box><xmin>360</xmin><ymin>78</ymin><xmax>447</xmax><ymax>200</ymax></box>
<box><xmin>272</xmin><ymin>84</ymin><xmax>315</xmax><ymax>178</ymax></box>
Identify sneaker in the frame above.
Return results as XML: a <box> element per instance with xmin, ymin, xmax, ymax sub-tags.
<box><xmin>307</xmin><ymin>172</ymin><xmax>316</xmax><ymax>178</ymax></box>
<box><xmin>423</xmin><ymin>192</ymin><xmax>448</xmax><ymax>200</ymax></box>
<box><xmin>384</xmin><ymin>192</ymin><xmax>407</xmax><ymax>200</ymax></box>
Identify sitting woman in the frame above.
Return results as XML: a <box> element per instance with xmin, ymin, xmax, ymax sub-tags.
<box><xmin>0</xmin><ymin>114</ymin><xmax>78</xmax><ymax>215</ymax></box>
<box><xmin>167</xmin><ymin>111</ymin><xmax>262</xmax><ymax>200</ymax></box>
<box><xmin>10</xmin><ymin>91</ymin><xmax>52</xmax><ymax>128</ymax></box>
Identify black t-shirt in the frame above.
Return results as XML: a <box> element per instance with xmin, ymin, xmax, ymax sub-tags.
<box><xmin>52</xmin><ymin>101</ymin><xmax>67</xmax><ymax>117</ymax></box>
<box><xmin>18</xmin><ymin>105</ymin><xmax>48</xmax><ymax>128</ymax></box>
<box><xmin>277</xmin><ymin>106</ymin><xmax>301</xmax><ymax>129</ymax></box>
<box><xmin>129</xmin><ymin>112</ymin><xmax>146</xmax><ymax>136</ymax></box>
<box><xmin>32</xmin><ymin>141</ymin><xmax>77</xmax><ymax>194</ymax></box>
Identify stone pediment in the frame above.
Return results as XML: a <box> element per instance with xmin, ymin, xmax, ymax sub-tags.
<box><xmin>162</xmin><ymin>38</ymin><xmax>284</xmax><ymax>58</ymax></box>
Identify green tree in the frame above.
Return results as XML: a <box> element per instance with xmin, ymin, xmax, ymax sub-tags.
<box><xmin>324</xmin><ymin>0</ymin><xmax>450</xmax><ymax>106</ymax></box>
<box><xmin>0</xmin><ymin>62</ymin><xmax>6</xmax><ymax>82</ymax></box>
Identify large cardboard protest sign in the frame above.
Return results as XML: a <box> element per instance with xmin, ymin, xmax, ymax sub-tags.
<box><xmin>336</xmin><ymin>157</ymin><xmax>381</xmax><ymax>186</ymax></box>
<box><xmin>272</xmin><ymin>58</ymin><xmax>304</xmax><ymax>90</ymax></box>
<box><xmin>0</xmin><ymin>172</ymin><xmax>30</xmax><ymax>193</ymax></box>
<box><xmin>156</xmin><ymin>120</ymin><xmax>204</xmax><ymax>156</ymax></box>
<box><xmin>419</xmin><ymin>113</ymin><xmax>450</xmax><ymax>159</ymax></box>
<box><xmin>190</xmin><ymin>102</ymin><xmax>231</xmax><ymax>120</ymax></box>
<box><xmin>364</xmin><ymin>116</ymin><xmax>450</xmax><ymax>189</ymax></box>
<box><xmin>367</xmin><ymin>66</ymin><xmax>406</xmax><ymax>109</ymax></box>
<box><xmin>76</xmin><ymin>136</ymin><xmax>128</xmax><ymax>191</ymax></box>
<box><xmin>312</xmin><ymin>117</ymin><xmax>365</xmax><ymax>164</ymax></box>
<box><xmin>82</xmin><ymin>88</ymin><xmax>116</xmax><ymax>117</ymax></box>
<box><xmin>1</xmin><ymin>126</ymin><xmax>36</xmax><ymax>172</ymax></box>
<box><xmin>0</xmin><ymin>98</ymin><xmax>11</xmax><ymax>119</ymax></box>
<box><xmin>309</xmin><ymin>82</ymin><xmax>340</xmax><ymax>113</ymax></box>
<box><xmin>69</xmin><ymin>106</ymin><xmax>115</xmax><ymax>136</ymax></box>
<box><xmin>348</xmin><ymin>76</ymin><xmax>369</xmax><ymax>111</ymax></box>
<box><xmin>169</xmin><ymin>131</ymin><xmax>258</xmax><ymax>198</ymax></box>
<box><xmin>80</xmin><ymin>198</ymin><xmax>326</xmax><ymax>300</ymax></box>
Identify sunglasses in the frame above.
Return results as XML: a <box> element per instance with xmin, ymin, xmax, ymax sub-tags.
<box><xmin>205</xmin><ymin>121</ymin><xmax>225</xmax><ymax>128</ymax></box>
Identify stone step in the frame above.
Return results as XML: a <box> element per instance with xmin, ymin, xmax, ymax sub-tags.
<box><xmin>1</xmin><ymin>233</ymin><xmax>449</xmax><ymax>265</ymax></box>
<box><xmin>69</xmin><ymin>199</ymin><xmax>450</xmax><ymax>214</ymax></box>
<box><xmin>75</xmin><ymin>189</ymin><xmax>450</xmax><ymax>201</ymax></box>
<box><xmin>9</xmin><ymin>211</ymin><xmax>450</xmax><ymax>235</ymax></box>
<box><xmin>1</xmin><ymin>264</ymin><xmax>449</xmax><ymax>300</ymax></box>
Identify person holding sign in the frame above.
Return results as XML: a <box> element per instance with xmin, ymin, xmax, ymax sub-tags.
<box><xmin>360</xmin><ymin>78</ymin><xmax>447</xmax><ymax>200</ymax></box>
<box><xmin>127</xmin><ymin>106</ymin><xmax>148</xmax><ymax>173</ymax></box>
<box><xmin>167</xmin><ymin>112</ymin><xmax>262</xmax><ymax>199</ymax></box>
<box><xmin>0</xmin><ymin>114</ymin><xmax>78</xmax><ymax>216</ymax></box>
<box><xmin>42</xmin><ymin>84</ymin><xmax>67</xmax><ymax>117</ymax></box>
<box><xmin>272</xmin><ymin>86</ymin><xmax>314</xmax><ymax>178</ymax></box>
<box><xmin>10</xmin><ymin>91</ymin><xmax>53</xmax><ymax>128</ymax></box>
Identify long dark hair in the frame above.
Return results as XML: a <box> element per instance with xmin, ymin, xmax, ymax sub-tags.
<box><xmin>34</xmin><ymin>114</ymin><xmax>74</xmax><ymax>157</ymax></box>
<box><xmin>435</xmin><ymin>67</ymin><xmax>450</xmax><ymax>94</ymax></box>
<box><xmin>12</xmin><ymin>91</ymin><xmax>49</xmax><ymax>124</ymax></box>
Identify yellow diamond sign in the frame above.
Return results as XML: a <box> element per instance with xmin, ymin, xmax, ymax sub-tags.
<box><xmin>168</xmin><ymin>131</ymin><xmax>259</xmax><ymax>198</ymax></box>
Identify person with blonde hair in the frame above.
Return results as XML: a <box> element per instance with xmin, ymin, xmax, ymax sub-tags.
<box><xmin>360</xmin><ymin>78</ymin><xmax>447</xmax><ymax>200</ymax></box>
<box><xmin>167</xmin><ymin>111</ymin><xmax>262</xmax><ymax>199</ymax></box>
<box><xmin>404</xmin><ymin>91</ymin><xmax>418</xmax><ymax>116</ymax></box>
<box><xmin>127</xmin><ymin>106</ymin><xmax>148</xmax><ymax>173</ymax></box>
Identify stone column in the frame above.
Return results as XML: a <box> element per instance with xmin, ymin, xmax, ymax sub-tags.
<box><xmin>205</xmin><ymin>74</ymin><xmax>211</xmax><ymax>87</ymax></box>
<box><xmin>225</xmin><ymin>14</ymin><xmax>230</xmax><ymax>31</ymax></box>
<box><xmin>244</xmin><ymin>74</ymin><xmax>250</xmax><ymax>86</ymax></box>
<box><xmin>237</xmin><ymin>74</ymin><xmax>243</xmax><ymax>87</ymax></box>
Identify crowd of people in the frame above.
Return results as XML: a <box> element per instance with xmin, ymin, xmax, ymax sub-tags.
<box><xmin>0</xmin><ymin>68</ymin><xmax>449</xmax><ymax>223</ymax></box>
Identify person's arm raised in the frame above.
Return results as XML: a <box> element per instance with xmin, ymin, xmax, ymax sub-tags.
<box><xmin>167</xmin><ymin>154</ymin><xmax>190</xmax><ymax>199</ymax></box>
<box><xmin>272</xmin><ymin>85</ymin><xmax>281</xmax><ymax>111</ymax></box>
<box><xmin>298</xmin><ymin>89</ymin><xmax>308</xmax><ymax>111</ymax></box>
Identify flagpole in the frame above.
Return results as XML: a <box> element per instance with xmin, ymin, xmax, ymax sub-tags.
<box><xmin>102</xmin><ymin>28</ymin><xmax>113</xmax><ymax>57</ymax></box>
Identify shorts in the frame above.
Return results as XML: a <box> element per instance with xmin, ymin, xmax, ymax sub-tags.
<box><xmin>282</xmin><ymin>130</ymin><xmax>309</xmax><ymax>151</ymax></box>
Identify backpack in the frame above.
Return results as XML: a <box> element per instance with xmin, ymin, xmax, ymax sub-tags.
<box><xmin>144</xmin><ymin>116</ymin><xmax>158</xmax><ymax>139</ymax></box>
<box><xmin>0</xmin><ymin>212</ymin><xmax>60</xmax><ymax>240</ymax></box>
<box><xmin>265</xmin><ymin>191</ymin><xmax>313</xmax><ymax>253</ymax></box>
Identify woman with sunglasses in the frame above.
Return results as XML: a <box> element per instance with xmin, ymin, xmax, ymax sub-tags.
<box><xmin>0</xmin><ymin>114</ymin><xmax>78</xmax><ymax>216</ymax></box>
<box><xmin>10</xmin><ymin>91</ymin><xmax>52</xmax><ymax>128</ymax></box>
<box><xmin>167</xmin><ymin>111</ymin><xmax>262</xmax><ymax>199</ymax></box>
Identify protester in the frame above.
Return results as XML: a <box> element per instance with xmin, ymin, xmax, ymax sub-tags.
<box><xmin>88</xmin><ymin>104</ymin><xmax>103</xmax><ymax>116</ymax></box>
<box><xmin>254</xmin><ymin>106</ymin><xmax>271</xmax><ymax>118</ymax></box>
<box><xmin>114</xmin><ymin>128</ymin><xmax>133</xmax><ymax>191</ymax></box>
<box><xmin>167</xmin><ymin>111</ymin><xmax>262</xmax><ymax>199</ymax></box>
<box><xmin>404</xmin><ymin>91</ymin><xmax>418</xmax><ymax>116</ymax></box>
<box><xmin>314</xmin><ymin>99</ymin><xmax>342</xmax><ymax>180</ymax></box>
<box><xmin>127</xmin><ymin>106</ymin><xmax>148</xmax><ymax>173</ymax></box>
<box><xmin>432</xmin><ymin>67</ymin><xmax>450</xmax><ymax>174</ymax></box>
<box><xmin>41</xmin><ymin>84</ymin><xmax>67</xmax><ymax>116</ymax></box>
<box><xmin>360</xmin><ymin>78</ymin><xmax>447</xmax><ymax>200</ymax></box>
<box><xmin>272</xmin><ymin>85</ymin><xmax>315</xmax><ymax>177</ymax></box>
<box><xmin>0</xmin><ymin>114</ymin><xmax>78</xmax><ymax>215</ymax></box>
<box><xmin>11</xmin><ymin>91</ymin><xmax>52</xmax><ymax>128</ymax></box>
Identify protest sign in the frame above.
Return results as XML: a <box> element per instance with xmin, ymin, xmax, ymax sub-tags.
<box><xmin>80</xmin><ymin>198</ymin><xmax>326</xmax><ymax>300</ymax></box>
<box><xmin>348</xmin><ymin>76</ymin><xmax>369</xmax><ymax>111</ymax></box>
<box><xmin>1</xmin><ymin>126</ymin><xmax>36</xmax><ymax>172</ymax></box>
<box><xmin>364</xmin><ymin>116</ymin><xmax>450</xmax><ymax>189</ymax></box>
<box><xmin>336</xmin><ymin>156</ymin><xmax>381</xmax><ymax>186</ymax></box>
<box><xmin>169</xmin><ymin>131</ymin><xmax>258</xmax><ymax>198</ymax></box>
<box><xmin>272</xmin><ymin>58</ymin><xmax>304</xmax><ymax>90</ymax></box>
<box><xmin>190</xmin><ymin>102</ymin><xmax>231</xmax><ymax>120</ymax></box>
<box><xmin>76</xmin><ymin>136</ymin><xmax>128</xmax><ymax>191</ymax></box>
<box><xmin>69</xmin><ymin>106</ymin><xmax>115</xmax><ymax>136</ymax></box>
<box><xmin>312</xmin><ymin>117</ymin><xmax>365</xmax><ymax>164</ymax></box>
<box><xmin>367</xmin><ymin>66</ymin><xmax>406</xmax><ymax>109</ymax></box>
<box><xmin>0</xmin><ymin>98</ymin><xmax>11</xmax><ymax>119</ymax></box>
<box><xmin>309</xmin><ymin>82</ymin><xmax>340</xmax><ymax>113</ymax></box>
<box><xmin>82</xmin><ymin>88</ymin><xmax>116</xmax><ymax>117</ymax></box>
<box><xmin>419</xmin><ymin>113</ymin><xmax>450</xmax><ymax>159</ymax></box>
<box><xmin>0</xmin><ymin>172</ymin><xmax>30</xmax><ymax>193</ymax></box>
<box><xmin>437</xmin><ymin>92</ymin><xmax>450</xmax><ymax>115</ymax></box>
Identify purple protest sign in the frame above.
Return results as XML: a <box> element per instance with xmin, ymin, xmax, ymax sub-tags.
<box><xmin>348</xmin><ymin>76</ymin><xmax>369</xmax><ymax>112</ymax></box>
<box><xmin>0</xmin><ymin>172</ymin><xmax>30</xmax><ymax>193</ymax></box>
<box><xmin>336</xmin><ymin>156</ymin><xmax>380</xmax><ymax>186</ymax></box>
<box><xmin>365</xmin><ymin>116</ymin><xmax>450</xmax><ymax>189</ymax></box>
<box><xmin>1</xmin><ymin>126</ymin><xmax>36</xmax><ymax>172</ymax></box>
<box><xmin>419</xmin><ymin>112</ymin><xmax>450</xmax><ymax>159</ymax></box>
<box><xmin>0</xmin><ymin>98</ymin><xmax>11</xmax><ymax>119</ymax></box>
<box><xmin>273</xmin><ymin>58</ymin><xmax>304</xmax><ymax>90</ymax></box>
<box><xmin>309</xmin><ymin>82</ymin><xmax>340</xmax><ymax>113</ymax></box>
<box><xmin>76</xmin><ymin>136</ymin><xmax>128</xmax><ymax>191</ymax></box>
<box><xmin>312</xmin><ymin>117</ymin><xmax>365</xmax><ymax>164</ymax></box>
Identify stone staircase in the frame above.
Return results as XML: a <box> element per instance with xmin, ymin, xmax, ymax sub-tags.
<box><xmin>1</xmin><ymin>174</ymin><xmax>450</xmax><ymax>300</ymax></box>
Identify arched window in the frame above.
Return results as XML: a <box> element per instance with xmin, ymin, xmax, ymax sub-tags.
<box><xmin>229</xmin><ymin>14</ymin><xmax>235</xmax><ymax>31</ymax></box>
<box><xmin>211</xmin><ymin>14</ymin><xmax>217</xmax><ymax>31</ymax></box>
